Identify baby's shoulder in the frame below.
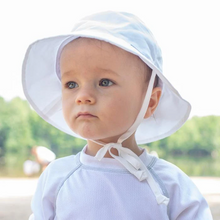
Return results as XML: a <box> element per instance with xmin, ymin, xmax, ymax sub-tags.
<box><xmin>150</xmin><ymin>158</ymin><xmax>212</xmax><ymax>219</ymax></box>
<box><xmin>152</xmin><ymin>157</ymin><xmax>204</xmax><ymax>205</ymax></box>
<box><xmin>152</xmin><ymin>158</ymin><xmax>193</xmax><ymax>187</ymax></box>
<box><xmin>48</xmin><ymin>153</ymin><xmax>80</xmax><ymax>172</ymax></box>
<box><xmin>38</xmin><ymin>152</ymin><xmax>81</xmax><ymax>189</ymax></box>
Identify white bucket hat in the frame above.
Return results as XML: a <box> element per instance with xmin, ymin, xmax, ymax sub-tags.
<box><xmin>22</xmin><ymin>11</ymin><xmax>191</xmax><ymax>144</ymax></box>
<box><xmin>22</xmin><ymin>11</ymin><xmax>191</xmax><ymax>204</ymax></box>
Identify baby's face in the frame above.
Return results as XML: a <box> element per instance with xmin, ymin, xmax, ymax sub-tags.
<box><xmin>60</xmin><ymin>38</ymin><xmax>148</xmax><ymax>143</ymax></box>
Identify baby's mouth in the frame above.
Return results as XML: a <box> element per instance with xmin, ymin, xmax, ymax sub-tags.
<box><xmin>76</xmin><ymin>112</ymin><xmax>97</xmax><ymax>119</ymax></box>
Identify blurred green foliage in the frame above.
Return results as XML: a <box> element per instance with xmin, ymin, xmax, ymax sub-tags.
<box><xmin>146</xmin><ymin>115</ymin><xmax>220</xmax><ymax>158</ymax></box>
<box><xmin>0</xmin><ymin>97</ymin><xmax>86</xmax><ymax>176</ymax></box>
<box><xmin>0</xmin><ymin>97</ymin><xmax>219</xmax><ymax>177</ymax></box>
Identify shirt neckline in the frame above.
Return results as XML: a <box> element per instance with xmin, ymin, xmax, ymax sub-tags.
<box><xmin>80</xmin><ymin>145</ymin><xmax>152</xmax><ymax>170</ymax></box>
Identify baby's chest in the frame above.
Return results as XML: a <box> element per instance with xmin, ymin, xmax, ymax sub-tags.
<box><xmin>55</xmin><ymin>169</ymin><xmax>169</xmax><ymax>220</ymax></box>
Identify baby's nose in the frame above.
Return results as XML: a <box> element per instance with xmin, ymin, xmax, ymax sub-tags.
<box><xmin>75</xmin><ymin>88</ymin><xmax>96</xmax><ymax>105</ymax></box>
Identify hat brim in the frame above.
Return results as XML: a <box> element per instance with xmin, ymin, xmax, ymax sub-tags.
<box><xmin>22</xmin><ymin>32</ymin><xmax>191</xmax><ymax>144</ymax></box>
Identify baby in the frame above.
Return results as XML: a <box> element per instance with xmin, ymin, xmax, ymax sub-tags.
<box><xmin>22</xmin><ymin>11</ymin><xmax>213</xmax><ymax>219</ymax></box>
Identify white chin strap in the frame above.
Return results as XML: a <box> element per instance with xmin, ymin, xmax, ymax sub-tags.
<box><xmin>90</xmin><ymin>70</ymin><xmax>169</xmax><ymax>205</ymax></box>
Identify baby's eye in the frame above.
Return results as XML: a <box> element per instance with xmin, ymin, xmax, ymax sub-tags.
<box><xmin>66</xmin><ymin>81</ymin><xmax>78</xmax><ymax>89</ymax></box>
<box><xmin>99</xmin><ymin>79</ymin><xmax>114</xmax><ymax>87</ymax></box>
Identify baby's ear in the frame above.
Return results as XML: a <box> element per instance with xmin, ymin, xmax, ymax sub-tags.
<box><xmin>144</xmin><ymin>87</ymin><xmax>162</xmax><ymax>119</ymax></box>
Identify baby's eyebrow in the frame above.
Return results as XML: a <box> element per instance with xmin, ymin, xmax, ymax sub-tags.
<box><xmin>97</xmin><ymin>67</ymin><xmax>119</xmax><ymax>76</ymax></box>
<box><xmin>61</xmin><ymin>70</ymin><xmax>76</xmax><ymax>78</ymax></box>
<box><xmin>61</xmin><ymin>68</ymin><xmax>119</xmax><ymax>78</ymax></box>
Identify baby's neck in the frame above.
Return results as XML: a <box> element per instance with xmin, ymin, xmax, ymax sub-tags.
<box><xmin>86</xmin><ymin>136</ymin><xmax>143</xmax><ymax>158</ymax></box>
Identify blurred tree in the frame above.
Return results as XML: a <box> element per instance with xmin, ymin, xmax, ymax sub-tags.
<box><xmin>0</xmin><ymin>97</ymin><xmax>9</xmax><ymax>165</ymax></box>
<box><xmin>4</xmin><ymin>97</ymin><xmax>34</xmax><ymax>168</ymax></box>
<box><xmin>0</xmin><ymin>96</ymin><xmax>219</xmax><ymax>176</ymax></box>
<box><xmin>148</xmin><ymin>116</ymin><xmax>220</xmax><ymax>157</ymax></box>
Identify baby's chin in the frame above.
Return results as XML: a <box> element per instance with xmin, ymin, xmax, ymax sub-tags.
<box><xmin>70</xmin><ymin>126</ymin><xmax>125</xmax><ymax>144</ymax></box>
<box><xmin>68</xmin><ymin>125</ymin><xmax>98</xmax><ymax>140</ymax></box>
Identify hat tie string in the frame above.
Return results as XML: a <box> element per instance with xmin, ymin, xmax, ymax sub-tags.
<box><xmin>95</xmin><ymin>142</ymin><xmax>169</xmax><ymax>205</ymax></box>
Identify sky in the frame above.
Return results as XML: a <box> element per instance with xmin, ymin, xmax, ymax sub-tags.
<box><xmin>0</xmin><ymin>0</ymin><xmax>219</xmax><ymax>117</ymax></box>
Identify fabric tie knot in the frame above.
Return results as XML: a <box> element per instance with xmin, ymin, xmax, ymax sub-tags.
<box><xmin>95</xmin><ymin>143</ymin><xmax>148</xmax><ymax>181</ymax></box>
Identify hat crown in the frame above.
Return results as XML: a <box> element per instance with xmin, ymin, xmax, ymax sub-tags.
<box><xmin>71</xmin><ymin>11</ymin><xmax>163</xmax><ymax>72</ymax></box>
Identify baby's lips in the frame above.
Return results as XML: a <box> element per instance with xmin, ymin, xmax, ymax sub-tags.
<box><xmin>76</xmin><ymin>112</ymin><xmax>96</xmax><ymax>118</ymax></box>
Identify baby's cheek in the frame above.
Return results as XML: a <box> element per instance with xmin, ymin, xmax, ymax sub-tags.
<box><xmin>62</xmin><ymin>102</ymin><xmax>74</xmax><ymax>126</ymax></box>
